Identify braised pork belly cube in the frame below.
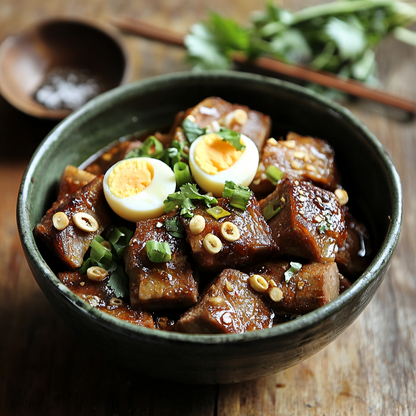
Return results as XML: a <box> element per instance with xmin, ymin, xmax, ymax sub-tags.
<box><xmin>180</xmin><ymin>194</ymin><xmax>279</xmax><ymax>273</ymax></box>
<box><xmin>251</xmin><ymin>132</ymin><xmax>339</xmax><ymax>198</ymax></box>
<box><xmin>125</xmin><ymin>213</ymin><xmax>198</xmax><ymax>311</ymax></box>
<box><xmin>35</xmin><ymin>176</ymin><xmax>112</xmax><ymax>270</ymax></box>
<box><xmin>336</xmin><ymin>207</ymin><xmax>372</xmax><ymax>280</ymax></box>
<box><xmin>183</xmin><ymin>96</ymin><xmax>271</xmax><ymax>152</ymax></box>
<box><xmin>57</xmin><ymin>165</ymin><xmax>96</xmax><ymax>200</ymax></box>
<box><xmin>245</xmin><ymin>261</ymin><xmax>340</xmax><ymax>315</ymax></box>
<box><xmin>59</xmin><ymin>271</ymin><xmax>155</xmax><ymax>328</ymax></box>
<box><xmin>85</xmin><ymin>140</ymin><xmax>143</xmax><ymax>175</ymax></box>
<box><xmin>176</xmin><ymin>269</ymin><xmax>275</xmax><ymax>334</ymax></box>
<box><xmin>260</xmin><ymin>178</ymin><xmax>347</xmax><ymax>262</ymax></box>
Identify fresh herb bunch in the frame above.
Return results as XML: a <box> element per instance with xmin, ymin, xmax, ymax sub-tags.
<box><xmin>185</xmin><ymin>0</ymin><xmax>416</xmax><ymax>89</ymax></box>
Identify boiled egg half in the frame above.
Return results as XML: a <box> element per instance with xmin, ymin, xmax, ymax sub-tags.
<box><xmin>103</xmin><ymin>157</ymin><xmax>176</xmax><ymax>222</ymax></box>
<box><xmin>189</xmin><ymin>133</ymin><xmax>259</xmax><ymax>196</ymax></box>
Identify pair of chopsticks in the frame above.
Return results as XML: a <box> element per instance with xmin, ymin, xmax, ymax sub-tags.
<box><xmin>111</xmin><ymin>15</ymin><xmax>416</xmax><ymax>115</ymax></box>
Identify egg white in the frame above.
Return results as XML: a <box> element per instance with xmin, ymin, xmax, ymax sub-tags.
<box><xmin>189</xmin><ymin>133</ymin><xmax>259</xmax><ymax>197</ymax></box>
<box><xmin>103</xmin><ymin>157</ymin><xmax>176</xmax><ymax>222</ymax></box>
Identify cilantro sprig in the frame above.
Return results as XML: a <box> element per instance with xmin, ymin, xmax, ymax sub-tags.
<box><xmin>182</xmin><ymin>118</ymin><xmax>207</xmax><ymax>143</ymax></box>
<box><xmin>164</xmin><ymin>183</ymin><xmax>218</xmax><ymax>218</ymax></box>
<box><xmin>182</xmin><ymin>117</ymin><xmax>246</xmax><ymax>150</ymax></box>
<box><xmin>79</xmin><ymin>226</ymin><xmax>133</xmax><ymax>298</ymax></box>
<box><xmin>165</xmin><ymin>217</ymin><xmax>186</xmax><ymax>238</ymax></box>
<box><xmin>125</xmin><ymin>136</ymin><xmax>188</xmax><ymax>169</ymax></box>
<box><xmin>185</xmin><ymin>1</ymin><xmax>416</xmax><ymax>95</ymax></box>
<box><xmin>217</xmin><ymin>128</ymin><xmax>245</xmax><ymax>151</ymax></box>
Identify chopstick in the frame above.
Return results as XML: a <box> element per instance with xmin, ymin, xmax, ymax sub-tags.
<box><xmin>111</xmin><ymin>15</ymin><xmax>416</xmax><ymax>115</ymax></box>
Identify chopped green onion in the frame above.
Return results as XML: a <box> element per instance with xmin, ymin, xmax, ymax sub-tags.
<box><xmin>284</xmin><ymin>262</ymin><xmax>302</xmax><ymax>283</ymax></box>
<box><xmin>78</xmin><ymin>258</ymin><xmax>91</xmax><ymax>274</ymax></box>
<box><xmin>90</xmin><ymin>237</ymin><xmax>113</xmax><ymax>269</ymax></box>
<box><xmin>125</xmin><ymin>136</ymin><xmax>163</xmax><ymax>159</ymax></box>
<box><xmin>319</xmin><ymin>214</ymin><xmax>333</xmax><ymax>234</ymax></box>
<box><xmin>174</xmin><ymin>162</ymin><xmax>192</xmax><ymax>188</ymax></box>
<box><xmin>109</xmin><ymin>226</ymin><xmax>134</xmax><ymax>258</ymax></box>
<box><xmin>172</xmin><ymin>140</ymin><xmax>189</xmax><ymax>161</ymax></box>
<box><xmin>223</xmin><ymin>181</ymin><xmax>251</xmax><ymax>210</ymax></box>
<box><xmin>265</xmin><ymin>165</ymin><xmax>284</xmax><ymax>186</ymax></box>
<box><xmin>206</xmin><ymin>206</ymin><xmax>231</xmax><ymax>220</ymax></box>
<box><xmin>262</xmin><ymin>199</ymin><xmax>283</xmax><ymax>221</ymax></box>
<box><xmin>230</xmin><ymin>188</ymin><xmax>251</xmax><ymax>210</ymax></box>
<box><xmin>146</xmin><ymin>241</ymin><xmax>172</xmax><ymax>263</ymax></box>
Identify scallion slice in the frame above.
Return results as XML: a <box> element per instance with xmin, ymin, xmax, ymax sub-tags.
<box><xmin>146</xmin><ymin>241</ymin><xmax>172</xmax><ymax>263</ymax></box>
<box><xmin>284</xmin><ymin>262</ymin><xmax>302</xmax><ymax>283</ymax></box>
<box><xmin>173</xmin><ymin>162</ymin><xmax>192</xmax><ymax>187</ymax></box>
<box><xmin>90</xmin><ymin>236</ymin><xmax>113</xmax><ymax>268</ymax></box>
<box><xmin>223</xmin><ymin>181</ymin><xmax>251</xmax><ymax>210</ymax></box>
<box><xmin>265</xmin><ymin>165</ymin><xmax>284</xmax><ymax>185</ymax></box>
<box><xmin>109</xmin><ymin>226</ymin><xmax>133</xmax><ymax>258</ymax></box>
<box><xmin>262</xmin><ymin>199</ymin><xmax>282</xmax><ymax>221</ymax></box>
<box><xmin>206</xmin><ymin>206</ymin><xmax>231</xmax><ymax>220</ymax></box>
<box><xmin>230</xmin><ymin>188</ymin><xmax>251</xmax><ymax>210</ymax></box>
<box><xmin>125</xmin><ymin>136</ymin><xmax>163</xmax><ymax>159</ymax></box>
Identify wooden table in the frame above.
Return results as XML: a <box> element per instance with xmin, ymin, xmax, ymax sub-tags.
<box><xmin>1</xmin><ymin>0</ymin><xmax>415</xmax><ymax>414</ymax></box>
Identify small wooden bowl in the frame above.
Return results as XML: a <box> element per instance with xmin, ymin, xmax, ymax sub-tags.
<box><xmin>0</xmin><ymin>17</ymin><xmax>131</xmax><ymax>119</ymax></box>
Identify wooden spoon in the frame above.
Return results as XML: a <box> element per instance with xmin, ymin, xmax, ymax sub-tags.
<box><xmin>0</xmin><ymin>17</ymin><xmax>131</xmax><ymax>119</ymax></box>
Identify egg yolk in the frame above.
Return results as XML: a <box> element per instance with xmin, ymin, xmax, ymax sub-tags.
<box><xmin>107</xmin><ymin>159</ymin><xmax>153</xmax><ymax>198</ymax></box>
<box><xmin>194</xmin><ymin>133</ymin><xmax>243</xmax><ymax>175</ymax></box>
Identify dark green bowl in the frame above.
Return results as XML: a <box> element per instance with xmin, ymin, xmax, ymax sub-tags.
<box><xmin>17</xmin><ymin>72</ymin><xmax>402</xmax><ymax>384</ymax></box>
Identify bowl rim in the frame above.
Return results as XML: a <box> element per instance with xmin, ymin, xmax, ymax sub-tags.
<box><xmin>17</xmin><ymin>70</ymin><xmax>403</xmax><ymax>345</ymax></box>
<box><xmin>0</xmin><ymin>16</ymin><xmax>132</xmax><ymax>119</ymax></box>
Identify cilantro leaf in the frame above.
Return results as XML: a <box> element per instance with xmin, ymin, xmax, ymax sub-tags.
<box><xmin>78</xmin><ymin>227</ymin><xmax>134</xmax><ymax>299</ymax></box>
<box><xmin>182</xmin><ymin>117</ymin><xmax>207</xmax><ymax>143</ymax></box>
<box><xmin>164</xmin><ymin>183</ymin><xmax>218</xmax><ymax>218</ymax></box>
<box><xmin>325</xmin><ymin>16</ymin><xmax>366</xmax><ymax>61</ymax></box>
<box><xmin>185</xmin><ymin>1</ymin><xmax>416</xmax><ymax>95</ymax></box>
<box><xmin>165</xmin><ymin>217</ymin><xmax>185</xmax><ymax>238</ymax></box>
<box><xmin>216</xmin><ymin>128</ymin><xmax>245</xmax><ymax>151</ymax></box>
<box><xmin>185</xmin><ymin>12</ymin><xmax>250</xmax><ymax>71</ymax></box>
<box><xmin>107</xmin><ymin>266</ymin><xmax>129</xmax><ymax>298</ymax></box>
<box><xmin>185</xmin><ymin>22</ymin><xmax>231</xmax><ymax>70</ymax></box>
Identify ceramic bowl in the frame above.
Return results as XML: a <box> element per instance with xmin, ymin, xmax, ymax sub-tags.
<box><xmin>17</xmin><ymin>72</ymin><xmax>402</xmax><ymax>384</ymax></box>
<box><xmin>0</xmin><ymin>17</ymin><xmax>130</xmax><ymax>119</ymax></box>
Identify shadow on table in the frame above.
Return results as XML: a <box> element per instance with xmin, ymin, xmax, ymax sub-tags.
<box><xmin>0</xmin><ymin>95</ymin><xmax>58</xmax><ymax>162</ymax></box>
<box><xmin>0</xmin><ymin>266</ymin><xmax>218</xmax><ymax>416</ymax></box>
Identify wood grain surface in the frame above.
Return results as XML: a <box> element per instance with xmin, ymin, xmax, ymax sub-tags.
<box><xmin>1</xmin><ymin>0</ymin><xmax>415</xmax><ymax>415</ymax></box>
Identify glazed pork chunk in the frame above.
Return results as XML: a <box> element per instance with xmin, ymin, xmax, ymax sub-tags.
<box><xmin>260</xmin><ymin>178</ymin><xmax>347</xmax><ymax>263</ymax></box>
<box><xmin>251</xmin><ymin>132</ymin><xmax>339</xmax><ymax>198</ymax></box>
<box><xmin>180</xmin><ymin>194</ymin><xmax>279</xmax><ymax>273</ymax></box>
<box><xmin>59</xmin><ymin>270</ymin><xmax>155</xmax><ymax>328</ymax></box>
<box><xmin>57</xmin><ymin>165</ymin><xmax>96</xmax><ymax>200</ymax></box>
<box><xmin>245</xmin><ymin>261</ymin><xmax>341</xmax><ymax>316</ymax></box>
<box><xmin>125</xmin><ymin>213</ymin><xmax>198</xmax><ymax>311</ymax></box>
<box><xmin>183</xmin><ymin>96</ymin><xmax>271</xmax><ymax>152</ymax></box>
<box><xmin>176</xmin><ymin>269</ymin><xmax>275</xmax><ymax>334</ymax></box>
<box><xmin>35</xmin><ymin>176</ymin><xmax>112</xmax><ymax>270</ymax></box>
